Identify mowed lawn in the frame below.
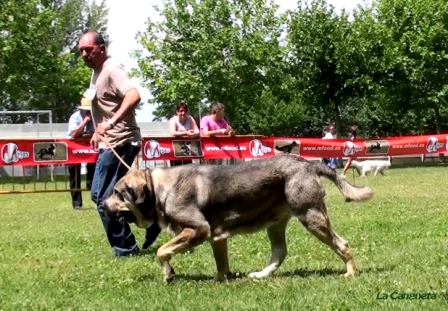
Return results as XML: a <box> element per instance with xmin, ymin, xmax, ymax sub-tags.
<box><xmin>0</xmin><ymin>165</ymin><xmax>447</xmax><ymax>311</ymax></box>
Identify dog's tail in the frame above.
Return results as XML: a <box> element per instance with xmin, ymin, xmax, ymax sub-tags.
<box><xmin>314</xmin><ymin>163</ymin><xmax>373</xmax><ymax>202</ymax></box>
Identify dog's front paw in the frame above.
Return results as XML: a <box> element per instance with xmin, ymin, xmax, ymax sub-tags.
<box><xmin>162</xmin><ymin>266</ymin><xmax>176</xmax><ymax>283</ymax></box>
<box><xmin>343</xmin><ymin>271</ymin><xmax>355</xmax><ymax>278</ymax></box>
<box><xmin>248</xmin><ymin>271</ymin><xmax>269</xmax><ymax>279</ymax></box>
<box><xmin>214</xmin><ymin>271</ymin><xmax>229</xmax><ymax>282</ymax></box>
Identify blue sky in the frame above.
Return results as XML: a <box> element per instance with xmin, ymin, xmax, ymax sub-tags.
<box><xmin>105</xmin><ymin>0</ymin><xmax>363</xmax><ymax>122</ymax></box>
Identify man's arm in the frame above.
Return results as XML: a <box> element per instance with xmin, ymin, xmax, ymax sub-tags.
<box><xmin>109</xmin><ymin>88</ymin><xmax>141</xmax><ymax>125</ymax></box>
<box><xmin>223</xmin><ymin>120</ymin><xmax>235</xmax><ymax>136</ymax></box>
<box><xmin>109</xmin><ymin>67</ymin><xmax>141</xmax><ymax>124</ymax></box>
<box><xmin>202</xmin><ymin>128</ymin><xmax>227</xmax><ymax>137</ymax></box>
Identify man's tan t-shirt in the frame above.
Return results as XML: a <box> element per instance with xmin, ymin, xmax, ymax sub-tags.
<box><xmin>90</xmin><ymin>58</ymin><xmax>142</xmax><ymax>149</ymax></box>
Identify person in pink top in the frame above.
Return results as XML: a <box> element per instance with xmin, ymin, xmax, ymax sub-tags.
<box><xmin>200</xmin><ymin>102</ymin><xmax>235</xmax><ymax>137</ymax></box>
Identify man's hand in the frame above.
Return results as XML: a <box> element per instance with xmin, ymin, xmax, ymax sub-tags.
<box><xmin>96</xmin><ymin>120</ymin><xmax>112</xmax><ymax>136</ymax></box>
<box><xmin>90</xmin><ymin>133</ymin><xmax>98</xmax><ymax>150</ymax></box>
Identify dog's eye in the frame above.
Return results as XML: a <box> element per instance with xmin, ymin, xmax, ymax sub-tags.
<box><xmin>125</xmin><ymin>185</ymin><xmax>138</xmax><ymax>202</ymax></box>
<box><xmin>114</xmin><ymin>189</ymin><xmax>124</xmax><ymax>201</ymax></box>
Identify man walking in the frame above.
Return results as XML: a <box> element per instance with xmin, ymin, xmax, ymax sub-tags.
<box><xmin>78</xmin><ymin>30</ymin><xmax>161</xmax><ymax>257</ymax></box>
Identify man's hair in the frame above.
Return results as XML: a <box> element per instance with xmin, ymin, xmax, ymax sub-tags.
<box><xmin>211</xmin><ymin>102</ymin><xmax>225</xmax><ymax>114</ymax></box>
<box><xmin>83</xmin><ymin>30</ymin><xmax>106</xmax><ymax>46</ymax></box>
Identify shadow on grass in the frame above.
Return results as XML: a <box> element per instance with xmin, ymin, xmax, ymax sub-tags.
<box><xmin>134</xmin><ymin>265</ymin><xmax>395</xmax><ymax>283</ymax></box>
<box><xmin>278</xmin><ymin>264</ymin><xmax>394</xmax><ymax>279</ymax></box>
<box><xmin>134</xmin><ymin>271</ymin><xmax>246</xmax><ymax>283</ymax></box>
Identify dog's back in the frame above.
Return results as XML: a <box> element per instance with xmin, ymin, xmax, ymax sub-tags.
<box><xmin>157</xmin><ymin>156</ymin><xmax>372</xmax><ymax>217</ymax></box>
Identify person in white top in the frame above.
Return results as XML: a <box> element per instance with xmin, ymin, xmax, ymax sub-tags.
<box><xmin>322</xmin><ymin>124</ymin><xmax>337</xmax><ymax>169</ymax></box>
<box><xmin>168</xmin><ymin>102</ymin><xmax>200</xmax><ymax>138</ymax></box>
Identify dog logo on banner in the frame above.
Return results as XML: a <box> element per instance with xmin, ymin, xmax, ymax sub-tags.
<box><xmin>342</xmin><ymin>141</ymin><xmax>363</xmax><ymax>156</ymax></box>
<box><xmin>1</xmin><ymin>143</ymin><xmax>30</xmax><ymax>164</ymax></box>
<box><xmin>426</xmin><ymin>137</ymin><xmax>443</xmax><ymax>153</ymax></box>
<box><xmin>143</xmin><ymin>140</ymin><xmax>171</xmax><ymax>159</ymax></box>
<box><xmin>249</xmin><ymin>139</ymin><xmax>272</xmax><ymax>157</ymax></box>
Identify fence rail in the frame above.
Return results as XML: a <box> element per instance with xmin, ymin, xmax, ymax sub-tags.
<box><xmin>0</xmin><ymin>134</ymin><xmax>446</xmax><ymax>194</ymax></box>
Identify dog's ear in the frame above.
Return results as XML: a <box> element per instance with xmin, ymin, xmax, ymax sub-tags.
<box><xmin>135</xmin><ymin>170</ymin><xmax>156</xmax><ymax>206</ymax></box>
<box><xmin>134</xmin><ymin>180</ymin><xmax>148</xmax><ymax>205</ymax></box>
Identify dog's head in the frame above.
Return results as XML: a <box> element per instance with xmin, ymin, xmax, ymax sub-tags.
<box><xmin>103</xmin><ymin>169</ymin><xmax>156</xmax><ymax>229</ymax></box>
<box><xmin>50</xmin><ymin>143</ymin><xmax>56</xmax><ymax>150</ymax></box>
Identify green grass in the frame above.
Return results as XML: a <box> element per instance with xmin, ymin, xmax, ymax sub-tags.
<box><xmin>0</xmin><ymin>166</ymin><xmax>447</xmax><ymax>310</ymax></box>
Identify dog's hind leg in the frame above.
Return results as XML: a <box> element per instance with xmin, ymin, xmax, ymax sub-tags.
<box><xmin>298</xmin><ymin>205</ymin><xmax>356</xmax><ymax>277</ymax></box>
<box><xmin>248</xmin><ymin>217</ymin><xmax>290</xmax><ymax>279</ymax></box>
<box><xmin>211</xmin><ymin>239</ymin><xmax>230</xmax><ymax>282</ymax></box>
<box><xmin>157</xmin><ymin>219</ymin><xmax>210</xmax><ymax>283</ymax></box>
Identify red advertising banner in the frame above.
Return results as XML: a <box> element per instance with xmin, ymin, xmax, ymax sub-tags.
<box><xmin>141</xmin><ymin>134</ymin><xmax>448</xmax><ymax>161</ymax></box>
<box><xmin>0</xmin><ymin>134</ymin><xmax>446</xmax><ymax>166</ymax></box>
<box><xmin>0</xmin><ymin>139</ymin><xmax>98</xmax><ymax>166</ymax></box>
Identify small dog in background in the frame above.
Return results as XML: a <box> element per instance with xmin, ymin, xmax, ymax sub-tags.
<box><xmin>350</xmin><ymin>158</ymin><xmax>391</xmax><ymax>177</ymax></box>
<box><xmin>38</xmin><ymin>143</ymin><xmax>57</xmax><ymax>160</ymax></box>
<box><xmin>275</xmin><ymin>141</ymin><xmax>298</xmax><ymax>154</ymax></box>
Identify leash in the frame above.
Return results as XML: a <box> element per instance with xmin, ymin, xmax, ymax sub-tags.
<box><xmin>143</xmin><ymin>166</ymin><xmax>155</xmax><ymax>192</ymax></box>
<box><xmin>96</xmin><ymin>134</ymin><xmax>132</xmax><ymax>171</ymax></box>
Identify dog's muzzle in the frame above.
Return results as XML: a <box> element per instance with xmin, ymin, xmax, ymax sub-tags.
<box><xmin>117</xmin><ymin>210</ymin><xmax>137</xmax><ymax>224</ymax></box>
<box><xmin>103</xmin><ymin>202</ymin><xmax>137</xmax><ymax>224</ymax></box>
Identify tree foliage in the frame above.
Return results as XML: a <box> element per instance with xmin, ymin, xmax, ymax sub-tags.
<box><xmin>133</xmin><ymin>0</ymin><xmax>448</xmax><ymax>137</ymax></box>
<box><xmin>0</xmin><ymin>0</ymin><xmax>109</xmax><ymax>123</ymax></box>
<box><xmin>133</xmin><ymin>0</ymin><xmax>293</xmax><ymax>134</ymax></box>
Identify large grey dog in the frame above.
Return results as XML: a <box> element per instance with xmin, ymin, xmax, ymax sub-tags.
<box><xmin>103</xmin><ymin>155</ymin><xmax>373</xmax><ymax>282</ymax></box>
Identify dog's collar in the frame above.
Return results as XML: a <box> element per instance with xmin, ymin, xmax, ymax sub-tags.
<box><xmin>144</xmin><ymin>169</ymin><xmax>158</xmax><ymax>221</ymax></box>
<box><xmin>145</xmin><ymin>169</ymin><xmax>155</xmax><ymax>192</ymax></box>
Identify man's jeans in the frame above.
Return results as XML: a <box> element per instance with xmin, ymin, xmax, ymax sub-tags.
<box><xmin>323</xmin><ymin>158</ymin><xmax>337</xmax><ymax>169</ymax></box>
<box><xmin>91</xmin><ymin>144</ymin><xmax>140</xmax><ymax>257</ymax></box>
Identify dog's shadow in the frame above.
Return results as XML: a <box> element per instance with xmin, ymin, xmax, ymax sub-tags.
<box><xmin>135</xmin><ymin>271</ymin><xmax>246</xmax><ymax>283</ymax></box>
<box><xmin>278</xmin><ymin>265</ymin><xmax>393</xmax><ymax>278</ymax></box>
<box><xmin>134</xmin><ymin>265</ymin><xmax>395</xmax><ymax>283</ymax></box>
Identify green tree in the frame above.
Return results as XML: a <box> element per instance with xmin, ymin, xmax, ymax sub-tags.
<box><xmin>373</xmin><ymin>0</ymin><xmax>448</xmax><ymax>134</ymax></box>
<box><xmin>0</xmin><ymin>0</ymin><xmax>109</xmax><ymax>123</ymax></box>
<box><xmin>286</xmin><ymin>0</ymin><xmax>380</xmax><ymax>137</ymax></box>
<box><xmin>133</xmin><ymin>0</ymin><xmax>293</xmax><ymax>134</ymax></box>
